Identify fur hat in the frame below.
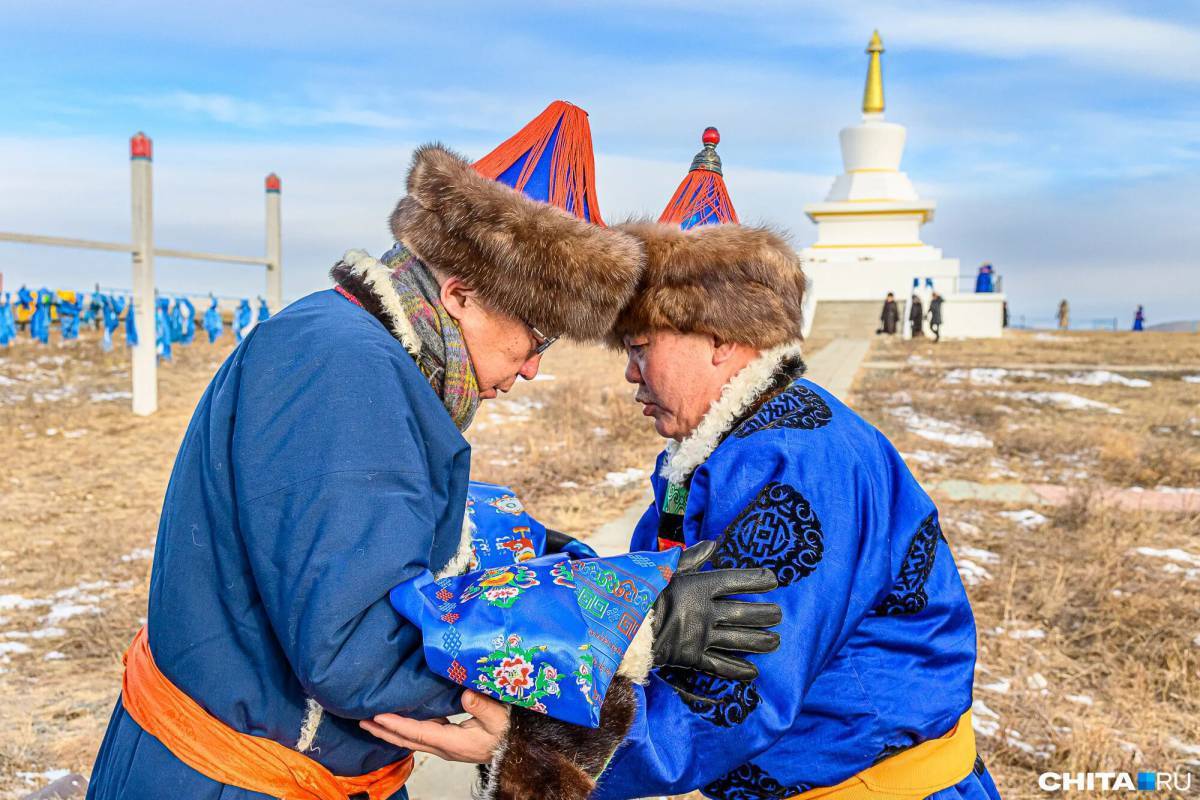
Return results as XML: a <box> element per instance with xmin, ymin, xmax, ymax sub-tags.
<box><xmin>389</xmin><ymin>144</ymin><xmax>645</xmax><ymax>341</ymax></box>
<box><xmin>608</xmin><ymin>221</ymin><xmax>805</xmax><ymax>349</ymax></box>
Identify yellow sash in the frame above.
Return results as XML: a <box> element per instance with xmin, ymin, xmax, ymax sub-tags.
<box><xmin>791</xmin><ymin>711</ymin><xmax>976</xmax><ymax>800</ymax></box>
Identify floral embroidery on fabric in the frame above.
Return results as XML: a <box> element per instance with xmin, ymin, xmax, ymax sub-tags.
<box><xmin>658</xmin><ymin>666</ymin><xmax>761</xmax><ymax>727</ymax></box>
<box><xmin>474</xmin><ymin>634</ymin><xmax>562</xmax><ymax>712</ymax></box>
<box><xmin>712</xmin><ymin>482</ymin><xmax>824</xmax><ymax>587</ymax></box>
<box><xmin>871</xmin><ymin>512</ymin><xmax>941</xmax><ymax>616</ymax></box>
<box><xmin>703</xmin><ymin>762</ymin><xmax>813</xmax><ymax>800</ymax></box>
<box><xmin>574</xmin><ymin>646</ymin><xmax>597</xmax><ymax>706</ymax></box>
<box><xmin>460</xmin><ymin>565</ymin><xmax>540</xmax><ymax>608</ymax></box>
<box><xmin>487</xmin><ymin>493</ymin><xmax>525</xmax><ymax>515</ymax></box>
<box><xmin>734</xmin><ymin>383</ymin><xmax>833</xmax><ymax>438</ymax></box>
<box><xmin>551</xmin><ymin>560</ymin><xmax>576</xmax><ymax>588</ymax></box>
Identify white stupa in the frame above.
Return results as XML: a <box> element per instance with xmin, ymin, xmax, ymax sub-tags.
<box><xmin>803</xmin><ymin>32</ymin><xmax>1004</xmax><ymax>338</ymax></box>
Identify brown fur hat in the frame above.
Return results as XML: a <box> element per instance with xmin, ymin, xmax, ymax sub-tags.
<box><xmin>390</xmin><ymin>144</ymin><xmax>646</xmax><ymax>341</ymax></box>
<box><xmin>608</xmin><ymin>221</ymin><xmax>805</xmax><ymax>348</ymax></box>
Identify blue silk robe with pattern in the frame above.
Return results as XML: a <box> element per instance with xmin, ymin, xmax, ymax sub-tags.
<box><xmin>593</xmin><ymin>376</ymin><xmax>1002</xmax><ymax>800</ymax></box>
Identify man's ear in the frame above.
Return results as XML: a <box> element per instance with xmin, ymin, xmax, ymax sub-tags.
<box><xmin>439</xmin><ymin>276</ymin><xmax>475</xmax><ymax>322</ymax></box>
<box><xmin>711</xmin><ymin>337</ymin><xmax>740</xmax><ymax>366</ymax></box>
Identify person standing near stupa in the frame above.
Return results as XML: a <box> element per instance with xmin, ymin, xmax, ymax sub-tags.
<box><xmin>909</xmin><ymin>293</ymin><xmax>925</xmax><ymax>337</ymax></box>
<box><xmin>879</xmin><ymin>292</ymin><xmax>900</xmax><ymax>335</ymax></box>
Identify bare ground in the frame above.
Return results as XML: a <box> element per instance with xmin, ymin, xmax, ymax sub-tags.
<box><xmin>2</xmin><ymin>328</ymin><xmax>1198</xmax><ymax>797</ymax></box>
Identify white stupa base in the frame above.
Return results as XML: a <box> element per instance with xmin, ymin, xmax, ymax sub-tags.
<box><xmin>804</xmin><ymin>256</ymin><xmax>1005</xmax><ymax>339</ymax></box>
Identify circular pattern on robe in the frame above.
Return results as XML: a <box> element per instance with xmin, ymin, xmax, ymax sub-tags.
<box><xmin>711</xmin><ymin>482</ymin><xmax>824</xmax><ymax>587</ymax></box>
<box><xmin>734</xmin><ymin>384</ymin><xmax>832</xmax><ymax>438</ymax></box>
<box><xmin>871</xmin><ymin>512</ymin><xmax>942</xmax><ymax>616</ymax></box>
<box><xmin>702</xmin><ymin>762</ymin><xmax>813</xmax><ymax>800</ymax></box>
<box><xmin>658</xmin><ymin>666</ymin><xmax>761</xmax><ymax>728</ymax></box>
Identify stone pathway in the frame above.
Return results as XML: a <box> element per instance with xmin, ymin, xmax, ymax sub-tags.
<box><xmin>931</xmin><ymin>479</ymin><xmax>1200</xmax><ymax>512</ymax></box>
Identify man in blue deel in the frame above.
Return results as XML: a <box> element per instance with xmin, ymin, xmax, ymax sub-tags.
<box><xmin>85</xmin><ymin>101</ymin><xmax>781</xmax><ymax>800</ymax></box>
<box><xmin>391</xmin><ymin>218</ymin><xmax>1002</xmax><ymax>800</ymax></box>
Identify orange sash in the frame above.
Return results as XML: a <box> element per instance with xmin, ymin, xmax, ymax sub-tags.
<box><xmin>121</xmin><ymin>627</ymin><xmax>413</xmax><ymax>800</ymax></box>
<box><xmin>790</xmin><ymin>711</ymin><xmax>976</xmax><ymax>800</ymax></box>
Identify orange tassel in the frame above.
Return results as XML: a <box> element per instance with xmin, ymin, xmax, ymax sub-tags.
<box><xmin>473</xmin><ymin>100</ymin><xmax>606</xmax><ymax>226</ymax></box>
<box><xmin>658</xmin><ymin>170</ymin><xmax>739</xmax><ymax>228</ymax></box>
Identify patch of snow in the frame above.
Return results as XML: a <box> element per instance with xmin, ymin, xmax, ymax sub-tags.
<box><xmin>999</xmin><ymin>509</ymin><xmax>1047</xmax><ymax>528</ymax></box>
<box><xmin>529</xmin><ymin>373</ymin><xmax>555</xmax><ymax>381</ymax></box>
<box><xmin>602</xmin><ymin>468</ymin><xmax>646</xmax><ymax>489</ymax></box>
<box><xmin>1008</xmin><ymin>627</ymin><xmax>1046</xmax><ymax>640</ymax></box>
<box><xmin>979</xmin><ymin>677</ymin><xmax>1011</xmax><ymax>694</ymax></box>
<box><xmin>120</xmin><ymin>547</ymin><xmax>154</xmax><ymax>562</ymax></box>
<box><xmin>1064</xmin><ymin>370</ymin><xmax>1151</xmax><ymax>388</ymax></box>
<box><xmin>0</xmin><ymin>641</ymin><xmax>32</xmax><ymax>656</ymax></box>
<box><xmin>1027</xmin><ymin>672</ymin><xmax>1049</xmax><ymax>690</ymax></box>
<box><xmin>4</xmin><ymin>627</ymin><xmax>65</xmax><ymax>639</ymax></box>
<box><xmin>557</xmin><ymin>481</ymin><xmax>580</xmax><ymax>489</ymax></box>
<box><xmin>43</xmin><ymin>650</ymin><xmax>66</xmax><ymax>661</ymax></box>
<box><xmin>591</xmin><ymin>426</ymin><xmax>610</xmax><ymax>438</ymax></box>
<box><xmin>1131</xmin><ymin>547</ymin><xmax>1200</xmax><ymax>568</ymax></box>
<box><xmin>90</xmin><ymin>390</ymin><xmax>132</xmax><ymax>402</ymax></box>
<box><xmin>889</xmin><ymin>406</ymin><xmax>993</xmax><ymax>448</ymax></box>
<box><xmin>1183</xmin><ymin>375</ymin><xmax>1200</xmax><ymax>384</ymax></box>
<box><xmin>956</xmin><ymin>545</ymin><xmax>1000</xmax><ymax>564</ymax></box>
<box><xmin>956</xmin><ymin>559</ymin><xmax>992</xmax><ymax>586</ymax></box>
<box><xmin>62</xmin><ymin>428</ymin><xmax>88</xmax><ymax>439</ymax></box>
<box><xmin>901</xmin><ymin>449</ymin><xmax>953</xmax><ymax>467</ymax></box>
<box><xmin>0</xmin><ymin>594</ymin><xmax>50</xmax><ymax>612</ymax></box>
<box><xmin>971</xmin><ymin>699</ymin><xmax>1001</xmax><ymax>737</ymax></box>
<box><xmin>997</xmin><ymin>390</ymin><xmax>1122</xmax><ymax>414</ymax></box>
<box><xmin>17</xmin><ymin>769</ymin><xmax>70</xmax><ymax>786</ymax></box>
<box><xmin>1065</xmin><ymin>693</ymin><xmax>1094</xmax><ymax>706</ymax></box>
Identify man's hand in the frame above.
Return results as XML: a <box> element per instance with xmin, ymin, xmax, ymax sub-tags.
<box><xmin>652</xmin><ymin>540</ymin><xmax>782</xmax><ymax>681</ymax></box>
<box><xmin>360</xmin><ymin>690</ymin><xmax>509</xmax><ymax>763</ymax></box>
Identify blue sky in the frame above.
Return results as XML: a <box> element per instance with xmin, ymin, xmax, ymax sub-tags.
<box><xmin>2</xmin><ymin>1</ymin><xmax>1197</xmax><ymax>325</ymax></box>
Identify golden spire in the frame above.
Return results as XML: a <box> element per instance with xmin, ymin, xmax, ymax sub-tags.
<box><xmin>862</xmin><ymin>29</ymin><xmax>885</xmax><ymax>114</ymax></box>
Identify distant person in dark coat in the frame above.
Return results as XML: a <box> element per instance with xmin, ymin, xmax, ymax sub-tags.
<box><xmin>928</xmin><ymin>292</ymin><xmax>944</xmax><ymax>342</ymax></box>
<box><xmin>1133</xmin><ymin>305</ymin><xmax>1145</xmax><ymax>331</ymax></box>
<box><xmin>878</xmin><ymin>292</ymin><xmax>900</xmax><ymax>335</ymax></box>
<box><xmin>1057</xmin><ymin>299</ymin><xmax>1069</xmax><ymax>330</ymax></box>
<box><xmin>909</xmin><ymin>294</ymin><xmax>924</xmax><ymax>337</ymax></box>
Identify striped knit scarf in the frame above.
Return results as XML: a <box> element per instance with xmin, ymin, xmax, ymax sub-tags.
<box><xmin>380</xmin><ymin>245</ymin><xmax>480</xmax><ymax>431</ymax></box>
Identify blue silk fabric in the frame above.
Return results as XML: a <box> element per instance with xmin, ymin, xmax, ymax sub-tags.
<box><xmin>593</xmin><ymin>378</ymin><xmax>999</xmax><ymax>800</ymax></box>
<box><xmin>465</xmin><ymin>480</ymin><xmax>598</xmax><ymax>568</ymax></box>
<box><xmin>390</xmin><ymin>547</ymin><xmax>677</xmax><ymax>728</ymax></box>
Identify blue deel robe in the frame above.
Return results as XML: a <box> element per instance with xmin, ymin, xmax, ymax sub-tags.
<box><xmin>87</xmin><ymin>289</ymin><xmax>472</xmax><ymax>800</ymax></box>
<box><xmin>594</xmin><ymin>377</ymin><xmax>1000</xmax><ymax>800</ymax></box>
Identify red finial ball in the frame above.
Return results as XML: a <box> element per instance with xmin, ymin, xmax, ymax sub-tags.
<box><xmin>130</xmin><ymin>131</ymin><xmax>153</xmax><ymax>160</ymax></box>
<box><xmin>702</xmin><ymin>127</ymin><xmax>720</xmax><ymax>146</ymax></box>
<box><xmin>265</xmin><ymin>173</ymin><xmax>282</xmax><ymax>192</ymax></box>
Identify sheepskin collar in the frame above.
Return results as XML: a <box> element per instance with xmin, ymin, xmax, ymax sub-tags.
<box><xmin>660</xmin><ymin>342</ymin><xmax>805</xmax><ymax>484</ymax></box>
<box><xmin>330</xmin><ymin>249</ymin><xmax>423</xmax><ymax>356</ymax></box>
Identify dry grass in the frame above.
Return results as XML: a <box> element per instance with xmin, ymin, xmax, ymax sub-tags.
<box><xmin>853</xmin><ymin>329</ymin><xmax>1200</xmax><ymax>797</ymax></box>
<box><xmin>3</xmin><ymin>327</ymin><xmax>1199</xmax><ymax>797</ymax></box>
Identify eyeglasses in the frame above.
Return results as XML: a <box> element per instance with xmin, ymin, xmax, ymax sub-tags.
<box><xmin>525</xmin><ymin>321</ymin><xmax>559</xmax><ymax>357</ymax></box>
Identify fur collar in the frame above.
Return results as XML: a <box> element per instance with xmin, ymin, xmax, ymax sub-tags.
<box><xmin>330</xmin><ymin>249</ymin><xmax>422</xmax><ymax>357</ymax></box>
<box><xmin>660</xmin><ymin>342</ymin><xmax>805</xmax><ymax>484</ymax></box>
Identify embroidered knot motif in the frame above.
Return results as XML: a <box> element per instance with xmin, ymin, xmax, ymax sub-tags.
<box><xmin>871</xmin><ymin>512</ymin><xmax>943</xmax><ymax>616</ymax></box>
<box><xmin>734</xmin><ymin>384</ymin><xmax>832</xmax><ymax>438</ymax></box>
<box><xmin>712</xmin><ymin>482</ymin><xmax>824</xmax><ymax>587</ymax></box>
<box><xmin>703</xmin><ymin>762</ymin><xmax>814</xmax><ymax>799</ymax></box>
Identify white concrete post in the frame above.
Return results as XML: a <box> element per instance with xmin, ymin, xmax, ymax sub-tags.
<box><xmin>265</xmin><ymin>173</ymin><xmax>282</xmax><ymax>312</ymax></box>
<box><xmin>130</xmin><ymin>132</ymin><xmax>157</xmax><ymax>416</ymax></box>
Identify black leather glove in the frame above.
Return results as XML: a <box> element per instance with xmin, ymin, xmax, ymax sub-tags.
<box><xmin>544</xmin><ymin>527</ymin><xmax>595</xmax><ymax>559</ymax></box>
<box><xmin>651</xmin><ymin>540</ymin><xmax>781</xmax><ymax>681</ymax></box>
